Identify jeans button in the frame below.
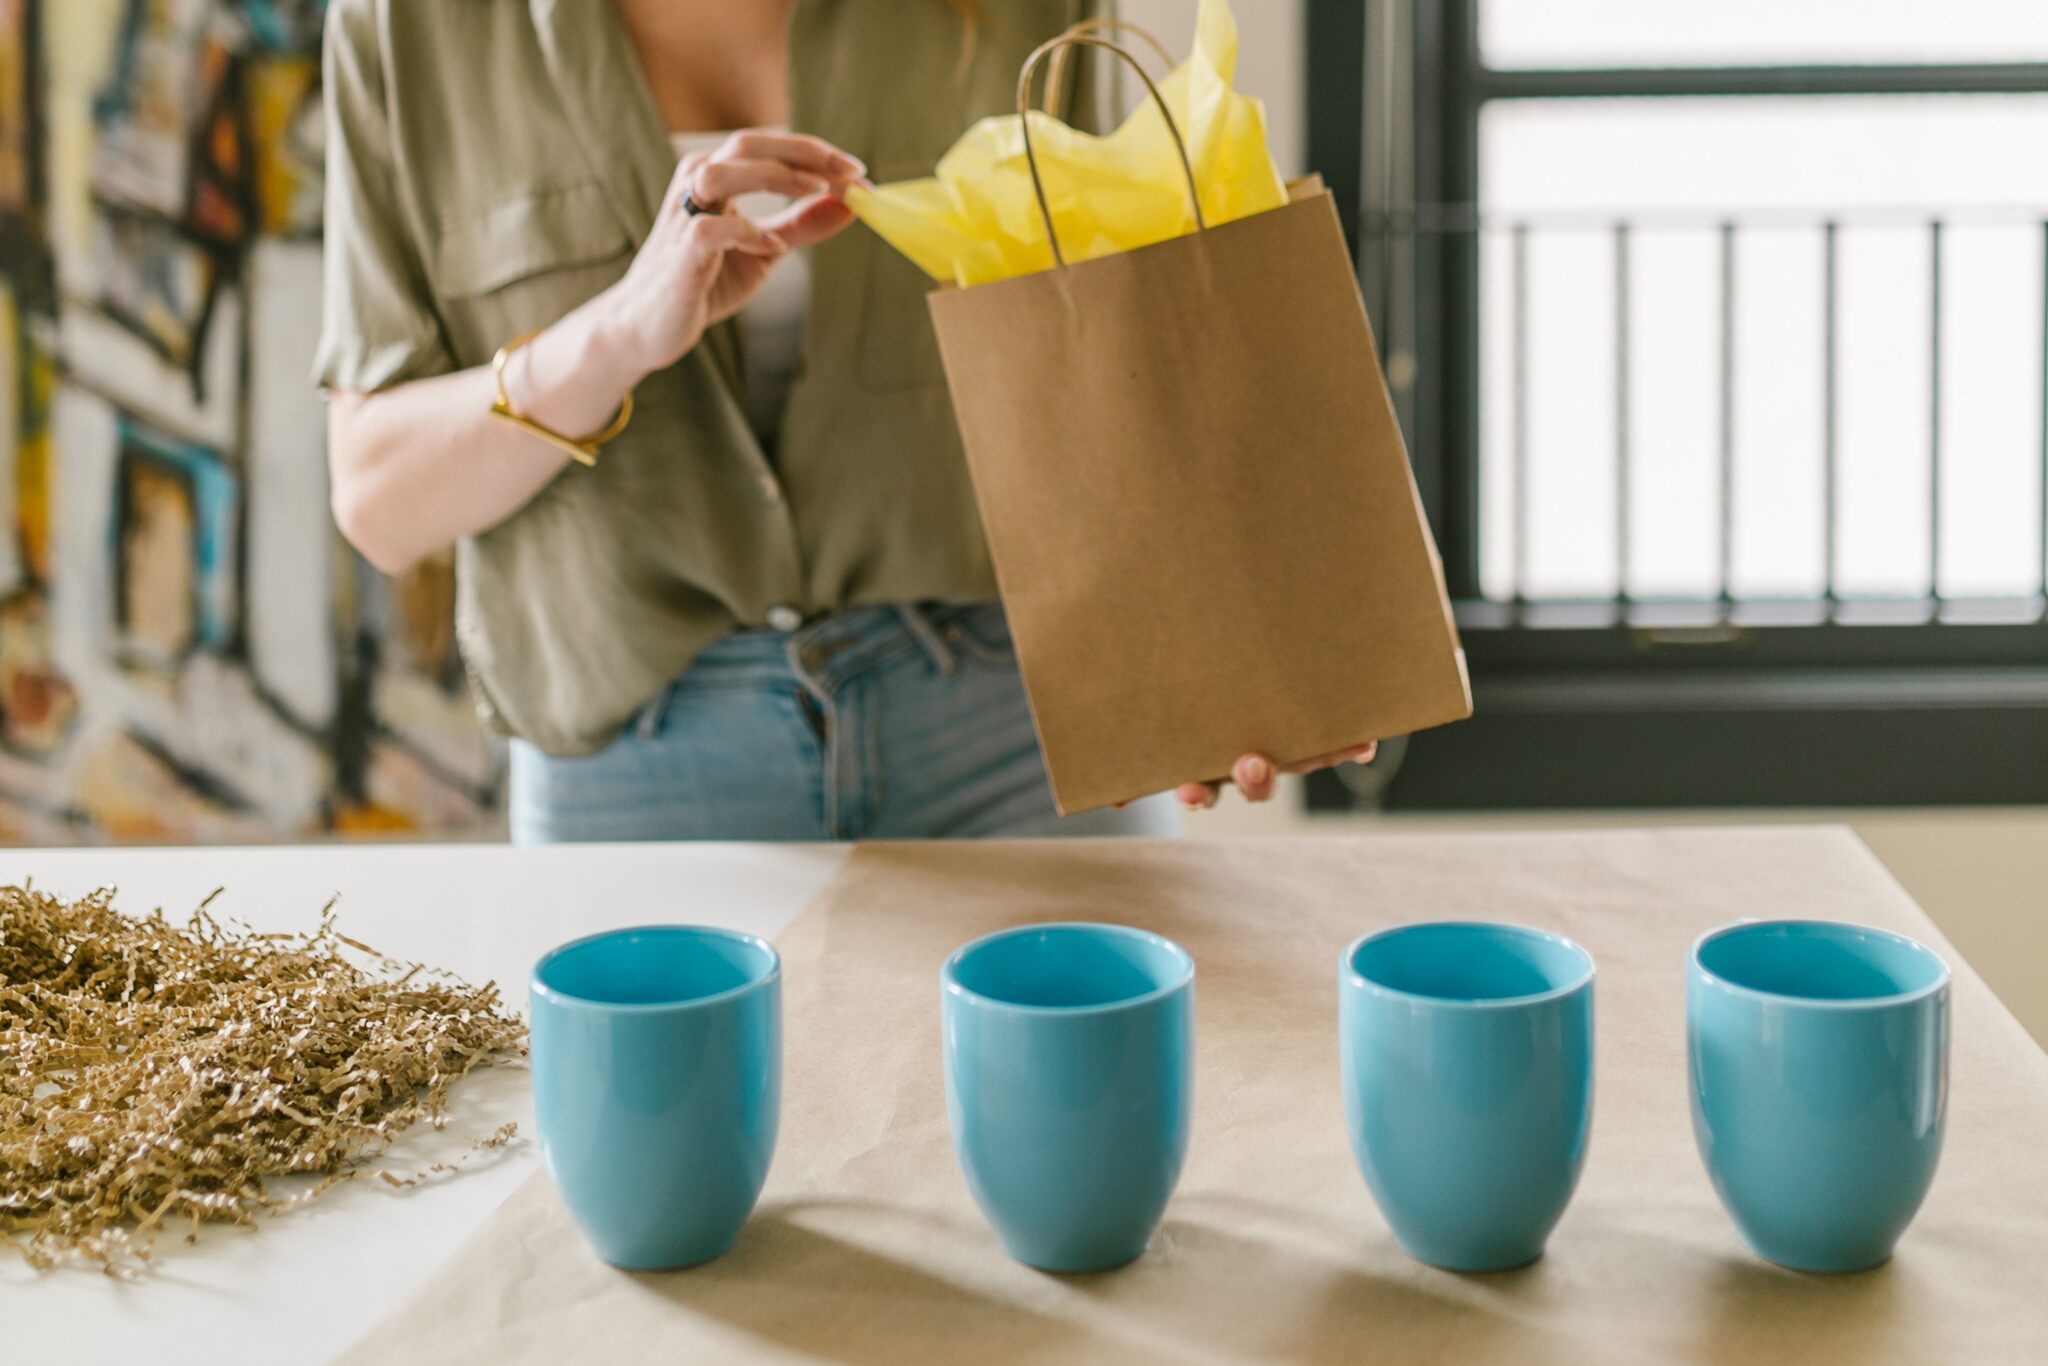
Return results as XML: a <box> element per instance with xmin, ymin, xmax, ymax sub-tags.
<box><xmin>766</xmin><ymin>604</ymin><xmax>803</xmax><ymax>632</ymax></box>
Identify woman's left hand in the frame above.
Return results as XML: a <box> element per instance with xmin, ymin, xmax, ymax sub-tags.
<box><xmin>1175</xmin><ymin>742</ymin><xmax>1380</xmax><ymax>810</ymax></box>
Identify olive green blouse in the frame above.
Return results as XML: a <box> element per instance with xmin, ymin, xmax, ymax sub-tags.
<box><xmin>316</xmin><ymin>0</ymin><xmax>1097</xmax><ymax>755</ymax></box>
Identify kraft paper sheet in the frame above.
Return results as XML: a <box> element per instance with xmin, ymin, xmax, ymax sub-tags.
<box><xmin>340</xmin><ymin>831</ymin><xmax>2048</xmax><ymax>1364</ymax></box>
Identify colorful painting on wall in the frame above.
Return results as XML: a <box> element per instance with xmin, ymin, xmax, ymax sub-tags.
<box><xmin>0</xmin><ymin>0</ymin><xmax>503</xmax><ymax>843</ymax></box>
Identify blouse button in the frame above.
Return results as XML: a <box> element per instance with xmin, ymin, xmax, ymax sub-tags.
<box><xmin>766</xmin><ymin>605</ymin><xmax>804</xmax><ymax>632</ymax></box>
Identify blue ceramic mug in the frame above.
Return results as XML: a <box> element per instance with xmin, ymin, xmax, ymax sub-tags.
<box><xmin>1688</xmin><ymin>919</ymin><xmax>1949</xmax><ymax>1273</ymax></box>
<box><xmin>529</xmin><ymin>925</ymin><xmax>781</xmax><ymax>1270</ymax></box>
<box><xmin>941</xmin><ymin>922</ymin><xmax>1194</xmax><ymax>1272</ymax></box>
<box><xmin>1340</xmin><ymin>921</ymin><xmax>1595</xmax><ymax>1272</ymax></box>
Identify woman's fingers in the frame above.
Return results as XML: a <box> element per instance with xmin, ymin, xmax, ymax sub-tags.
<box><xmin>1233</xmin><ymin>753</ymin><xmax>1279</xmax><ymax>802</ymax></box>
<box><xmin>762</xmin><ymin>194</ymin><xmax>856</xmax><ymax>249</ymax></box>
<box><xmin>662</xmin><ymin>151</ymin><xmax>711</xmax><ymax>209</ymax></box>
<box><xmin>1278</xmin><ymin>741</ymin><xmax>1378</xmax><ymax>775</ymax></box>
<box><xmin>664</xmin><ymin>132</ymin><xmax>862</xmax><ymax>221</ymax></box>
<box><xmin>1177</xmin><ymin>742</ymin><xmax>1379</xmax><ymax>811</ymax></box>
<box><xmin>683</xmin><ymin>212</ymin><xmax>785</xmax><ymax>260</ymax></box>
<box><xmin>680</xmin><ymin>214</ymin><xmax>785</xmax><ymax>311</ymax></box>
<box><xmin>725</xmin><ymin>130</ymin><xmax>865</xmax><ymax>182</ymax></box>
<box><xmin>694</xmin><ymin>157</ymin><xmax>832</xmax><ymax>206</ymax></box>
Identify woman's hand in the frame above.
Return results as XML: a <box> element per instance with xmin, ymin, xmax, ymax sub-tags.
<box><xmin>1175</xmin><ymin>742</ymin><xmax>1380</xmax><ymax>810</ymax></box>
<box><xmin>596</xmin><ymin>131</ymin><xmax>863</xmax><ymax>382</ymax></box>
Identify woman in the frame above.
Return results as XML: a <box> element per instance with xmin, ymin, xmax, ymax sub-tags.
<box><xmin>318</xmin><ymin>0</ymin><xmax>1376</xmax><ymax>843</ymax></box>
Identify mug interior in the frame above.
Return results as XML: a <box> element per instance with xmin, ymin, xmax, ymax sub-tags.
<box><xmin>535</xmin><ymin>926</ymin><xmax>776</xmax><ymax>1008</ymax></box>
<box><xmin>947</xmin><ymin>923</ymin><xmax>1191</xmax><ymax>1010</ymax></box>
<box><xmin>1695</xmin><ymin>920</ymin><xmax>1945</xmax><ymax>1002</ymax></box>
<box><xmin>1348</xmin><ymin>922</ymin><xmax>1591</xmax><ymax>1004</ymax></box>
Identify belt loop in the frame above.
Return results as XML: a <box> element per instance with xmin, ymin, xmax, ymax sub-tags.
<box><xmin>787</xmin><ymin>616</ymin><xmax>826</xmax><ymax>692</ymax></box>
<box><xmin>633</xmin><ymin>681</ymin><xmax>675</xmax><ymax>740</ymax></box>
<box><xmin>895</xmin><ymin>603</ymin><xmax>958</xmax><ymax>677</ymax></box>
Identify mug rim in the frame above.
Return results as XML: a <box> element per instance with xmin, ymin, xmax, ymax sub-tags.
<box><xmin>530</xmin><ymin>923</ymin><xmax>781</xmax><ymax>1014</ymax></box>
<box><xmin>941</xmin><ymin>920</ymin><xmax>1195</xmax><ymax>1017</ymax></box>
<box><xmin>1341</xmin><ymin>920</ymin><xmax>1595</xmax><ymax>1010</ymax></box>
<box><xmin>1689</xmin><ymin>918</ymin><xmax>1950</xmax><ymax>1010</ymax></box>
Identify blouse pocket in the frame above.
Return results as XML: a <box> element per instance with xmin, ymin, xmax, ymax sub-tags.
<box><xmin>430</xmin><ymin>183</ymin><xmax>634</xmax><ymax>362</ymax></box>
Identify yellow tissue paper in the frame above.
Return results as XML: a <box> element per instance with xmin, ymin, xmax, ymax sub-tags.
<box><xmin>846</xmin><ymin>0</ymin><xmax>1288</xmax><ymax>287</ymax></box>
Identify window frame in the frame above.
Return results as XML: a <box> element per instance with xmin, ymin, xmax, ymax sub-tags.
<box><xmin>1303</xmin><ymin>0</ymin><xmax>2048</xmax><ymax>810</ymax></box>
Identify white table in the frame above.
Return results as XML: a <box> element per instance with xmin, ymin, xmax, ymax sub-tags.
<box><xmin>5</xmin><ymin>842</ymin><xmax>851</xmax><ymax>1366</ymax></box>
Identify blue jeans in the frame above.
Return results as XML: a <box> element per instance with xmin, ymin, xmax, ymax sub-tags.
<box><xmin>508</xmin><ymin>603</ymin><xmax>1181</xmax><ymax>843</ymax></box>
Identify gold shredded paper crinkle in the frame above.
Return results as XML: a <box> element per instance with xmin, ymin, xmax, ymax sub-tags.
<box><xmin>0</xmin><ymin>884</ymin><xmax>527</xmax><ymax>1273</ymax></box>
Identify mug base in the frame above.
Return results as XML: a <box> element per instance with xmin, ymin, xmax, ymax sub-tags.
<box><xmin>1003</xmin><ymin>1237</ymin><xmax>1151</xmax><ymax>1275</ymax></box>
<box><xmin>1746</xmin><ymin>1241</ymin><xmax>1896</xmax><ymax>1276</ymax></box>
<box><xmin>594</xmin><ymin>1231</ymin><xmax>742</xmax><ymax>1273</ymax></box>
<box><xmin>1396</xmin><ymin>1236</ymin><xmax>1545</xmax><ymax>1275</ymax></box>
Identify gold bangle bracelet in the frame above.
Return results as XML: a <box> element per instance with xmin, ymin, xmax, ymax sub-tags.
<box><xmin>488</xmin><ymin>329</ymin><xmax>634</xmax><ymax>467</ymax></box>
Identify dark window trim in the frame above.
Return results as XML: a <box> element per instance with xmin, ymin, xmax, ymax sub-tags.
<box><xmin>1304</xmin><ymin>0</ymin><xmax>2048</xmax><ymax>809</ymax></box>
<box><xmin>1480</xmin><ymin>62</ymin><xmax>2048</xmax><ymax>101</ymax></box>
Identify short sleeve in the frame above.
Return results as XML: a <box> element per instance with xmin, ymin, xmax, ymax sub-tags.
<box><xmin>312</xmin><ymin>0</ymin><xmax>456</xmax><ymax>392</ymax></box>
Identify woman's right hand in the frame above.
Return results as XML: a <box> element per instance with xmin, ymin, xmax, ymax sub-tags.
<box><xmin>597</xmin><ymin>131</ymin><xmax>864</xmax><ymax>382</ymax></box>
<box><xmin>327</xmin><ymin>137</ymin><xmax>863</xmax><ymax>577</ymax></box>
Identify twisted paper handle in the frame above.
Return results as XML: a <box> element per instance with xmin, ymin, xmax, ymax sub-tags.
<box><xmin>1015</xmin><ymin>32</ymin><xmax>1207</xmax><ymax>269</ymax></box>
<box><xmin>1040</xmin><ymin>17</ymin><xmax>1175</xmax><ymax>115</ymax></box>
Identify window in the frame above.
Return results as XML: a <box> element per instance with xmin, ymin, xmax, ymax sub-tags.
<box><xmin>1306</xmin><ymin>0</ymin><xmax>2048</xmax><ymax>809</ymax></box>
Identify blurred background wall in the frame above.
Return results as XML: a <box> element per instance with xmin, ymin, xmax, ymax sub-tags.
<box><xmin>1126</xmin><ymin>0</ymin><xmax>1305</xmax><ymax>173</ymax></box>
<box><xmin>0</xmin><ymin>0</ymin><xmax>502</xmax><ymax>842</ymax></box>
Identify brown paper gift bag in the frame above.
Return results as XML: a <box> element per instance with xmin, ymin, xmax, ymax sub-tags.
<box><xmin>927</xmin><ymin>35</ymin><xmax>1471</xmax><ymax>814</ymax></box>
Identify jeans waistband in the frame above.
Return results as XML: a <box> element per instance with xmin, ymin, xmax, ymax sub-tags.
<box><xmin>632</xmin><ymin>602</ymin><xmax>999</xmax><ymax>739</ymax></box>
<box><xmin>781</xmin><ymin>601</ymin><xmax>980</xmax><ymax>687</ymax></box>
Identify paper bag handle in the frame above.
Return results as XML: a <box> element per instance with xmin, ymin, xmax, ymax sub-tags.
<box><xmin>1016</xmin><ymin>33</ymin><xmax>1207</xmax><ymax>270</ymax></box>
<box><xmin>1040</xmin><ymin>18</ymin><xmax>1176</xmax><ymax>116</ymax></box>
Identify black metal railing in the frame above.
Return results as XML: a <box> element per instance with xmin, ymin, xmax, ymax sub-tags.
<box><xmin>1363</xmin><ymin>206</ymin><xmax>2048</xmax><ymax>627</ymax></box>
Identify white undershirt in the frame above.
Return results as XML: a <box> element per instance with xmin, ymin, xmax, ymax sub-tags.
<box><xmin>671</xmin><ymin>130</ymin><xmax>811</xmax><ymax>449</ymax></box>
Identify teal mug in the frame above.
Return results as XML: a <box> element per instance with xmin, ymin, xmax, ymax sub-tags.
<box><xmin>1341</xmin><ymin>921</ymin><xmax>1596</xmax><ymax>1272</ymax></box>
<box><xmin>1688</xmin><ymin>919</ymin><xmax>1949</xmax><ymax>1272</ymax></box>
<box><xmin>530</xmin><ymin>925</ymin><xmax>781</xmax><ymax>1270</ymax></box>
<box><xmin>941</xmin><ymin>922</ymin><xmax>1195</xmax><ymax>1272</ymax></box>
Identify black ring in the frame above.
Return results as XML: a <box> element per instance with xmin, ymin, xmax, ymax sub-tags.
<box><xmin>681</xmin><ymin>187</ymin><xmax>722</xmax><ymax>217</ymax></box>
